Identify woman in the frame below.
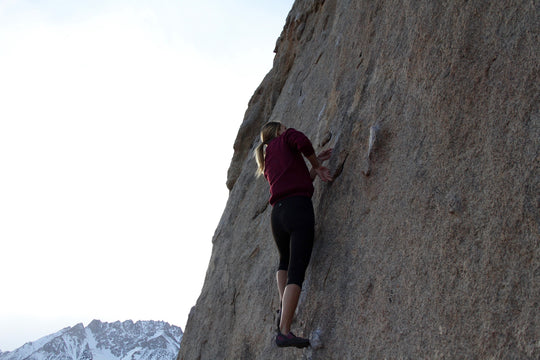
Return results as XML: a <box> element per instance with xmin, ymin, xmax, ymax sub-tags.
<box><xmin>254</xmin><ymin>121</ymin><xmax>332</xmax><ymax>348</ymax></box>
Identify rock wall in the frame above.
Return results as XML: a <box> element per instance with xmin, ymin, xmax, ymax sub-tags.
<box><xmin>178</xmin><ymin>0</ymin><xmax>539</xmax><ymax>359</ymax></box>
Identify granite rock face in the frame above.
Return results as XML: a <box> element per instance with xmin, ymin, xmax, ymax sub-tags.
<box><xmin>178</xmin><ymin>0</ymin><xmax>539</xmax><ymax>359</ymax></box>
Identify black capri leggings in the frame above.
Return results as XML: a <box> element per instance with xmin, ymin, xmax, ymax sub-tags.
<box><xmin>271</xmin><ymin>196</ymin><xmax>315</xmax><ymax>287</ymax></box>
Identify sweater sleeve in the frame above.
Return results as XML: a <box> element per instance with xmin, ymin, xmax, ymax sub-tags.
<box><xmin>284</xmin><ymin>128</ymin><xmax>315</xmax><ymax>157</ymax></box>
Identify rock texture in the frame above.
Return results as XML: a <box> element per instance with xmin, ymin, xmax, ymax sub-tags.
<box><xmin>179</xmin><ymin>0</ymin><xmax>539</xmax><ymax>359</ymax></box>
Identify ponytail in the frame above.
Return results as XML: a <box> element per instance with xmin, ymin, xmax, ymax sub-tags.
<box><xmin>254</xmin><ymin>142</ymin><xmax>266</xmax><ymax>177</ymax></box>
<box><xmin>254</xmin><ymin>121</ymin><xmax>282</xmax><ymax>177</ymax></box>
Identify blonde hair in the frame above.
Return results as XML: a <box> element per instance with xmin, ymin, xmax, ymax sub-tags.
<box><xmin>254</xmin><ymin>122</ymin><xmax>282</xmax><ymax>176</ymax></box>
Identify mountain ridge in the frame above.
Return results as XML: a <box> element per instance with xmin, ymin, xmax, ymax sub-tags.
<box><xmin>0</xmin><ymin>320</ymin><xmax>182</xmax><ymax>360</ymax></box>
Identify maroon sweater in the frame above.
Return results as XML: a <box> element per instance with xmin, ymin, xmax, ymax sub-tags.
<box><xmin>264</xmin><ymin>128</ymin><xmax>315</xmax><ymax>205</ymax></box>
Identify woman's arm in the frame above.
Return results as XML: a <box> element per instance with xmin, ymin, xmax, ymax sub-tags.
<box><xmin>284</xmin><ymin>128</ymin><xmax>333</xmax><ymax>181</ymax></box>
<box><xmin>308</xmin><ymin>149</ymin><xmax>333</xmax><ymax>182</ymax></box>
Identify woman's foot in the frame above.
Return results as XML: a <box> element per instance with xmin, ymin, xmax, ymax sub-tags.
<box><xmin>275</xmin><ymin>332</ymin><xmax>310</xmax><ymax>348</ymax></box>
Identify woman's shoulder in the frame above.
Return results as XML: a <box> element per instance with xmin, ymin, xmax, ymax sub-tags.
<box><xmin>284</xmin><ymin>127</ymin><xmax>310</xmax><ymax>144</ymax></box>
<box><xmin>284</xmin><ymin>127</ymin><xmax>300</xmax><ymax>134</ymax></box>
<box><xmin>283</xmin><ymin>127</ymin><xmax>306</xmax><ymax>139</ymax></box>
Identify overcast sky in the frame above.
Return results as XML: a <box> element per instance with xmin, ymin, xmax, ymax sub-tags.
<box><xmin>0</xmin><ymin>0</ymin><xmax>293</xmax><ymax>351</ymax></box>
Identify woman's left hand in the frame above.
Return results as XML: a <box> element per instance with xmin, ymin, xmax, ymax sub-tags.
<box><xmin>315</xmin><ymin>165</ymin><xmax>333</xmax><ymax>182</ymax></box>
<box><xmin>317</xmin><ymin>148</ymin><xmax>333</xmax><ymax>162</ymax></box>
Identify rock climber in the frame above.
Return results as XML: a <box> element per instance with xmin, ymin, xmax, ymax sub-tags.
<box><xmin>254</xmin><ymin>121</ymin><xmax>332</xmax><ymax>348</ymax></box>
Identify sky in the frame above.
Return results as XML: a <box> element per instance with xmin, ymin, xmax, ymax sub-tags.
<box><xmin>0</xmin><ymin>0</ymin><xmax>294</xmax><ymax>352</ymax></box>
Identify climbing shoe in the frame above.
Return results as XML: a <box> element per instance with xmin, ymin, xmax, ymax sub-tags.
<box><xmin>275</xmin><ymin>332</ymin><xmax>310</xmax><ymax>348</ymax></box>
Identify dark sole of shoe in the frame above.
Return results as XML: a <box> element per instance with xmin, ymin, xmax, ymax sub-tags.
<box><xmin>276</xmin><ymin>342</ymin><xmax>310</xmax><ymax>349</ymax></box>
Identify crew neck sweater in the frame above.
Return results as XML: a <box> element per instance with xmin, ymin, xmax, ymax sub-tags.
<box><xmin>264</xmin><ymin>128</ymin><xmax>315</xmax><ymax>205</ymax></box>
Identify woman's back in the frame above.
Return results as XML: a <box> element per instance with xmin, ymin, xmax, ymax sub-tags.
<box><xmin>264</xmin><ymin>128</ymin><xmax>315</xmax><ymax>205</ymax></box>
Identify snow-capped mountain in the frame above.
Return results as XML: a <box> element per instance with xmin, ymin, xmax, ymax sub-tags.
<box><xmin>0</xmin><ymin>320</ymin><xmax>182</xmax><ymax>360</ymax></box>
